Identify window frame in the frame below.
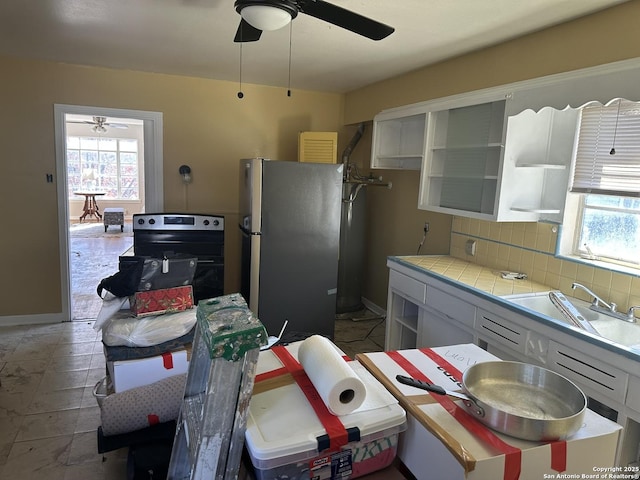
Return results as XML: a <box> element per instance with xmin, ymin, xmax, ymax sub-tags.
<box><xmin>66</xmin><ymin>134</ymin><xmax>140</xmax><ymax>201</ymax></box>
<box><xmin>573</xmin><ymin>194</ymin><xmax>640</xmax><ymax>269</ymax></box>
<box><xmin>559</xmin><ymin>98</ymin><xmax>640</xmax><ymax>275</ymax></box>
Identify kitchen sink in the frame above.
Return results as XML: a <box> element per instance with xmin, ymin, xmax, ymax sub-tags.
<box><xmin>503</xmin><ymin>292</ymin><xmax>640</xmax><ymax>349</ymax></box>
<box><xmin>505</xmin><ymin>293</ymin><xmax>598</xmax><ymax>322</ymax></box>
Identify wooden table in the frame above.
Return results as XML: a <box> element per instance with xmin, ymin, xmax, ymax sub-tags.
<box><xmin>74</xmin><ymin>192</ymin><xmax>106</xmax><ymax>222</ymax></box>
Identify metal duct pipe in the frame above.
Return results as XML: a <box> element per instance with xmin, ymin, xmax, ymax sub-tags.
<box><xmin>337</xmin><ymin>181</ymin><xmax>366</xmax><ymax>313</ymax></box>
<box><xmin>337</xmin><ymin>123</ymin><xmax>392</xmax><ymax>314</ymax></box>
<box><xmin>342</xmin><ymin>123</ymin><xmax>365</xmax><ymax>171</ymax></box>
<box><xmin>337</xmin><ymin>123</ymin><xmax>367</xmax><ymax>314</ymax></box>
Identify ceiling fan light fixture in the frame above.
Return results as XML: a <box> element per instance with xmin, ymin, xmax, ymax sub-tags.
<box><xmin>92</xmin><ymin>124</ymin><xmax>107</xmax><ymax>134</ymax></box>
<box><xmin>240</xmin><ymin>5</ymin><xmax>292</xmax><ymax>31</ymax></box>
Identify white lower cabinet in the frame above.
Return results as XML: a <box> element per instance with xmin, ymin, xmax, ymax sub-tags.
<box><xmin>476</xmin><ymin>308</ymin><xmax>528</xmax><ymax>354</ymax></box>
<box><xmin>419</xmin><ymin>307</ymin><xmax>475</xmax><ymax>348</ymax></box>
<box><xmin>386</xmin><ymin>291</ymin><xmax>420</xmax><ymax>351</ymax></box>
<box><xmin>385</xmin><ymin>267</ymin><xmax>475</xmax><ymax>351</ymax></box>
<box><xmin>547</xmin><ymin>341</ymin><xmax>628</xmax><ymax>406</ymax></box>
<box><xmin>385</xmin><ymin>270</ymin><xmax>425</xmax><ymax>351</ymax></box>
<box><xmin>387</xmin><ymin>259</ymin><xmax>640</xmax><ymax>468</ymax></box>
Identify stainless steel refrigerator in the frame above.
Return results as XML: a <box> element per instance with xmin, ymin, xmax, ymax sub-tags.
<box><xmin>239</xmin><ymin>158</ymin><xmax>343</xmax><ymax>339</ymax></box>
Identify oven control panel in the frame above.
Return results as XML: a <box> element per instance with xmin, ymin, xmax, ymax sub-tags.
<box><xmin>133</xmin><ymin>213</ymin><xmax>224</xmax><ymax>231</ymax></box>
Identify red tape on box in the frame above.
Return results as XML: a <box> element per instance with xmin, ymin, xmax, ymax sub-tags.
<box><xmin>162</xmin><ymin>352</ymin><xmax>174</xmax><ymax>370</ymax></box>
<box><xmin>418</xmin><ymin>348</ymin><xmax>567</xmax><ymax>474</ymax></box>
<box><xmin>550</xmin><ymin>439</ymin><xmax>567</xmax><ymax>473</ymax></box>
<box><xmin>262</xmin><ymin>346</ymin><xmax>349</xmax><ymax>452</ymax></box>
<box><xmin>386</xmin><ymin>350</ymin><xmax>522</xmax><ymax>480</ymax></box>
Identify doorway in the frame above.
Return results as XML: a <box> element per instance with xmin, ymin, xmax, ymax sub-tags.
<box><xmin>54</xmin><ymin>105</ymin><xmax>164</xmax><ymax>322</ymax></box>
<box><xmin>66</xmin><ymin>113</ymin><xmax>145</xmax><ymax>320</ymax></box>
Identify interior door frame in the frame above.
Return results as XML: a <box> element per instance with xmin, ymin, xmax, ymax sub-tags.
<box><xmin>54</xmin><ymin>104</ymin><xmax>164</xmax><ymax>323</ymax></box>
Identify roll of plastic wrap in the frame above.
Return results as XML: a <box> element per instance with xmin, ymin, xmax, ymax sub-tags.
<box><xmin>297</xmin><ymin>334</ymin><xmax>366</xmax><ymax>416</ymax></box>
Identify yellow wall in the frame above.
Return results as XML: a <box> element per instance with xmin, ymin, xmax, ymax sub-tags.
<box><xmin>0</xmin><ymin>56</ymin><xmax>345</xmax><ymax>318</ymax></box>
<box><xmin>344</xmin><ymin>1</ymin><xmax>640</xmax><ymax>308</ymax></box>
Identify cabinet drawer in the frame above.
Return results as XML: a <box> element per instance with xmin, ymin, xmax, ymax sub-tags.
<box><xmin>389</xmin><ymin>270</ymin><xmax>426</xmax><ymax>304</ymax></box>
<box><xmin>476</xmin><ymin>309</ymin><xmax>527</xmax><ymax>353</ymax></box>
<box><xmin>547</xmin><ymin>341</ymin><xmax>628</xmax><ymax>404</ymax></box>
<box><xmin>426</xmin><ymin>287</ymin><xmax>475</xmax><ymax>328</ymax></box>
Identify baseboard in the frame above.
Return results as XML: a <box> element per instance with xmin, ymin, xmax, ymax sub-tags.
<box><xmin>361</xmin><ymin>297</ymin><xmax>387</xmax><ymax>319</ymax></box>
<box><xmin>0</xmin><ymin>312</ymin><xmax>67</xmax><ymax>327</ymax></box>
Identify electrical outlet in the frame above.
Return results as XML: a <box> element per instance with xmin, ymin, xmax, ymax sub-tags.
<box><xmin>465</xmin><ymin>239</ymin><xmax>476</xmax><ymax>256</ymax></box>
<box><xmin>424</xmin><ymin>222</ymin><xmax>430</xmax><ymax>233</ymax></box>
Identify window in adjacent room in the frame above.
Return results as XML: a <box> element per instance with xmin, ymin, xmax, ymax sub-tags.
<box><xmin>66</xmin><ymin>136</ymin><xmax>140</xmax><ymax>200</ymax></box>
<box><xmin>563</xmin><ymin>99</ymin><xmax>640</xmax><ymax>270</ymax></box>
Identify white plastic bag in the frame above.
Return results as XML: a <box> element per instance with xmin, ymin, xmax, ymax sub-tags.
<box><xmin>94</xmin><ymin>292</ymin><xmax>129</xmax><ymax>331</ymax></box>
<box><xmin>101</xmin><ymin>309</ymin><xmax>197</xmax><ymax>347</ymax></box>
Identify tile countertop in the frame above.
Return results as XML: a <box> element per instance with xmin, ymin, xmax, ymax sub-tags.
<box><xmin>396</xmin><ymin>255</ymin><xmax>553</xmax><ymax>296</ymax></box>
<box><xmin>389</xmin><ymin>255</ymin><xmax>640</xmax><ymax>361</ymax></box>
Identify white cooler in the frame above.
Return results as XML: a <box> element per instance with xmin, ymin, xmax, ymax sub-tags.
<box><xmin>245</xmin><ymin>341</ymin><xmax>407</xmax><ymax>480</ymax></box>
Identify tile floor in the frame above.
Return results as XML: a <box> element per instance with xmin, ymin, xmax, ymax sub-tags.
<box><xmin>0</xmin><ymin>320</ymin><xmax>128</xmax><ymax>479</ymax></box>
<box><xmin>0</xmin><ymin>224</ymin><xmax>386</xmax><ymax>479</ymax></box>
<box><xmin>0</xmin><ymin>316</ymin><xmax>385</xmax><ymax>479</ymax></box>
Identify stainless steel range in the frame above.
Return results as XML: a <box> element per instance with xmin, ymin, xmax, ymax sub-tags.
<box><xmin>121</xmin><ymin>213</ymin><xmax>224</xmax><ymax>302</ymax></box>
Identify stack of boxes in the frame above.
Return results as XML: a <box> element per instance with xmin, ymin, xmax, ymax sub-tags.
<box><xmin>97</xmin><ymin>256</ymin><xmax>200</xmax><ymax>428</ymax></box>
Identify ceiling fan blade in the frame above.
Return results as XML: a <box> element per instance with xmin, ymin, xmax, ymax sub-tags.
<box><xmin>298</xmin><ymin>0</ymin><xmax>394</xmax><ymax>40</ymax></box>
<box><xmin>105</xmin><ymin>123</ymin><xmax>129</xmax><ymax>129</ymax></box>
<box><xmin>234</xmin><ymin>18</ymin><xmax>262</xmax><ymax>42</ymax></box>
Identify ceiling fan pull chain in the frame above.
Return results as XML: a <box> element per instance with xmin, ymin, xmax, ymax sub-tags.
<box><xmin>287</xmin><ymin>22</ymin><xmax>292</xmax><ymax>97</ymax></box>
<box><xmin>237</xmin><ymin>41</ymin><xmax>244</xmax><ymax>99</ymax></box>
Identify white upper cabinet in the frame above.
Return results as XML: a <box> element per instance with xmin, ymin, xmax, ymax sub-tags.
<box><xmin>373</xmin><ymin>58</ymin><xmax>640</xmax><ymax>222</ymax></box>
<box><xmin>417</xmin><ymin>96</ymin><xmax>579</xmax><ymax>222</ymax></box>
<box><xmin>497</xmin><ymin>107</ymin><xmax>579</xmax><ymax>222</ymax></box>
<box><xmin>371</xmin><ymin>104</ymin><xmax>428</xmax><ymax>170</ymax></box>
<box><xmin>418</xmin><ymin>99</ymin><xmax>507</xmax><ymax>219</ymax></box>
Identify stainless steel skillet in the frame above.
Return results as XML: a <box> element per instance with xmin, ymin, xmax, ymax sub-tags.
<box><xmin>397</xmin><ymin>361</ymin><xmax>586</xmax><ymax>441</ymax></box>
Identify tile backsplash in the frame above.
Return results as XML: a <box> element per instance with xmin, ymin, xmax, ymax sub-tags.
<box><xmin>449</xmin><ymin>217</ymin><xmax>640</xmax><ymax>312</ymax></box>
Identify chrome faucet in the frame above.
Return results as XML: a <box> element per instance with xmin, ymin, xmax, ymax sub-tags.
<box><xmin>571</xmin><ymin>282</ymin><xmax>637</xmax><ymax>323</ymax></box>
<box><xmin>571</xmin><ymin>283</ymin><xmax>616</xmax><ymax>311</ymax></box>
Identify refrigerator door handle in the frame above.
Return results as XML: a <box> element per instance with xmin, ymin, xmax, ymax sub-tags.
<box><xmin>239</xmin><ymin>224</ymin><xmax>261</xmax><ymax>236</ymax></box>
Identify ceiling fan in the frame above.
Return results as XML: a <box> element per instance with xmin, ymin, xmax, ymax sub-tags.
<box><xmin>233</xmin><ymin>0</ymin><xmax>394</xmax><ymax>43</ymax></box>
<box><xmin>69</xmin><ymin>116</ymin><xmax>129</xmax><ymax>133</ymax></box>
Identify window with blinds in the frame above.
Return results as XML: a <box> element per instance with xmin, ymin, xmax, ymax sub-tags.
<box><xmin>571</xmin><ymin>99</ymin><xmax>640</xmax><ymax>197</ymax></box>
<box><xmin>565</xmin><ymin>99</ymin><xmax>640</xmax><ymax>267</ymax></box>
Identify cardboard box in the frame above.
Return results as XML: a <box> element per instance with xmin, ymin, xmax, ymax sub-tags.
<box><xmin>245</xmin><ymin>341</ymin><xmax>407</xmax><ymax>480</ymax></box>
<box><xmin>106</xmin><ymin>346</ymin><xmax>190</xmax><ymax>392</ymax></box>
<box><xmin>129</xmin><ymin>285</ymin><xmax>194</xmax><ymax>317</ymax></box>
<box><xmin>357</xmin><ymin>344</ymin><xmax>622</xmax><ymax>480</ymax></box>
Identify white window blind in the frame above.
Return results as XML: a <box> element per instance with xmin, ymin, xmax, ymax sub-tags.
<box><xmin>571</xmin><ymin>99</ymin><xmax>640</xmax><ymax>197</ymax></box>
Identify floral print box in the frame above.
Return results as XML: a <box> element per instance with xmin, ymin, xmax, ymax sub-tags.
<box><xmin>130</xmin><ymin>285</ymin><xmax>194</xmax><ymax>316</ymax></box>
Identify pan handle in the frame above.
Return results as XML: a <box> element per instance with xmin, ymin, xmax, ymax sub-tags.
<box><xmin>396</xmin><ymin>375</ymin><xmax>447</xmax><ymax>395</ymax></box>
<box><xmin>395</xmin><ymin>375</ymin><xmax>484</xmax><ymax>416</ymax></box>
